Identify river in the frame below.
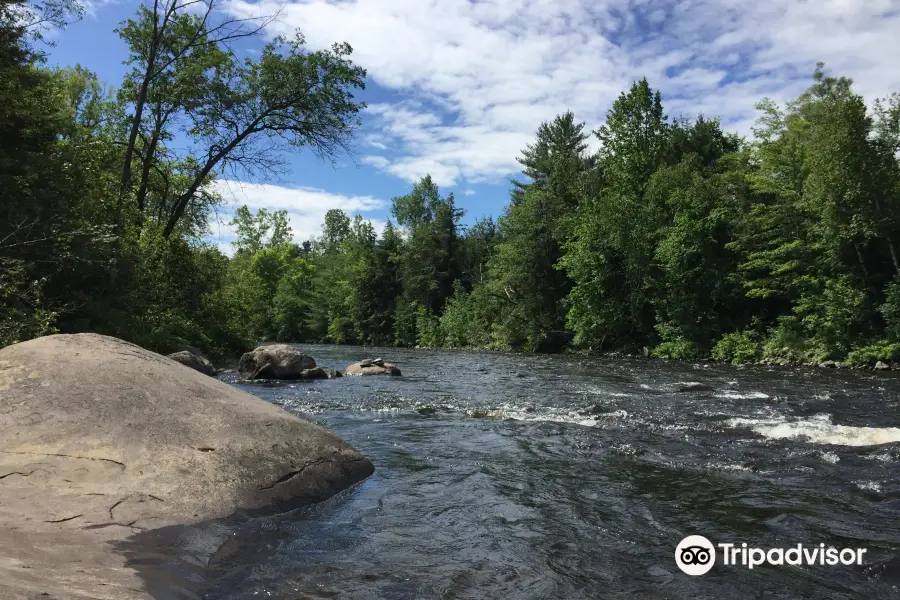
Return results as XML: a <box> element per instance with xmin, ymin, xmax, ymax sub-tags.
<box><xmin>197</xmin><ymin>345</ymin><xmax>900</xmax><ymax>599</ymax></box>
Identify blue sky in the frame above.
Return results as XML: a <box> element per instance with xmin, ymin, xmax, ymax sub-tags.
<box><xmin>46</xmin><ymin>0</ymin><xmax>900</xmax><ymax>253</ymax></box>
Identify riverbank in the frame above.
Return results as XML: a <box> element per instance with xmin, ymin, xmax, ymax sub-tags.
<box><xmin>585</xmin><ymin>349</ymin><xmax>896</xmax><ymax>371</ymax></box>
<box><xmin>232</xmin><ymin>339</ymin><xmax>898</xmax><ymax>374</ymax></box>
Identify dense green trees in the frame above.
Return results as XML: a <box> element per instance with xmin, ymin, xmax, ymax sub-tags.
<box><xmin>312</xmin><ymin>69</ymin><xmax>899</xmax><ymax>367</ymax></box>
<box><xmin>4</xmin><ymin>1</ymin><xmax>900</xmax><ymax>368</ymax></box>
<box><xmin>0</xmin><ymin>0</ymin><xmax>365</xmax><ymax>355</ymax></box>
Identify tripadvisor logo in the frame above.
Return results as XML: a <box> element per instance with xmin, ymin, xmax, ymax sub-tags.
<box><xmin>674</xmin><ymin>535</ymin><xmax>867</xmax><ymax>576</ymax></box>
<box><xmin>676</xmin><ymin>535</ymin><xmax>716</xmax><ymax>575</ymax></box>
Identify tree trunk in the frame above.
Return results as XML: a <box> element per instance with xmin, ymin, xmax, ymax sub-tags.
<box><xmin>135</xmin><ymin>106</ymin><xmax>168</xmax><ymax>218</ymax></box>
<box><xmin>889</xmin><ymin>238</ymin><xmax>900</xmax><ymax>278</ymax></box>
<box><xmin>162</xmin><ymin>115</ymin><xmax>264</xmax><ymax>237</ymax></box>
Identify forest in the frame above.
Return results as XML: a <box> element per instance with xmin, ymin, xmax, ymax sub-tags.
<box><xmin>3</xmin><ymin>0</ymin><xmax>900</xmax><ymax>367</ymax></box>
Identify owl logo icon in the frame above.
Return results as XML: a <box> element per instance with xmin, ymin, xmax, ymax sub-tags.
<box><xmin>675</xmin><ymin>535</ymin><xmax>716</xmax><ymax>575</ymax></box>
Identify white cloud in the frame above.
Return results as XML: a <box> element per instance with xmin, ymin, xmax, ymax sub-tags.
<box><xmin>209</xmin><ymin>180</ymin><xmax>387</xmax><ymax>249</ymax></box>
<box><xmin>361</xmin><ymin>155</ymin><xmax>390</xmax><ymax>169</ymax></box>
<box><xmin>362</xmin><ymin>134</ymin><xmax>389</xmax><ymax>150</ymax></box>
<box><xmin>226</xmin><ymin>0</ymin><xmax>900</xmax><ymax>186</ymax></box>
<box><xmin>463</xmin><ymin>189</ymin><xmax>476</xmax><ymax>196</ymax></box>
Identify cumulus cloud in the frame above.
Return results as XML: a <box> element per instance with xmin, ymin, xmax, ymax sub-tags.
<box><xmin>226</xmin><ymin>0</ymin><xmax>900</xmax><ymax>186</ymax></box>
<box><xmin>361</xmin><ymin>155</ymin><xmax>390</xmax><ymax>169</ymax></box>
<box><xmin>209</xmin><ymin>179</ymin><xmax>387</xmax><ymax>254</ymax></box>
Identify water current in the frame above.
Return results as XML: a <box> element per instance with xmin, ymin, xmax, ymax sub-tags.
<box><xmin>193</xmin><ymin>345</ymin><xmax>900</xmax><ymax>599</ymax></box>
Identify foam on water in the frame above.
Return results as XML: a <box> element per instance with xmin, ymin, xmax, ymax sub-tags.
<box><xmin>820</xmin><ymin>451</ymin><xmax>840</xmax><ymax>464</ymax></box>
<box><xmin>714</xmin><ymin>390</ymin><xmax>771</xmax><ymax>400</ymax></box>
<box><xmin>865</xmin><ymin>452</ymin><xmax>899</xmax><ymax>463</ymax></box>
<box><xmin>855</xmin><ymin>480</ymin><xmax>883</xmax><ymax>493</ymax></box>
<box><xmin>705</xmin><ymin>461</ymin><xmax>772</xmax><ymax>474</ymax></box>
<box><xmin>728</xmin><ymin>413</ymin><xmax>900</xmax><ymax>447</ymax></box>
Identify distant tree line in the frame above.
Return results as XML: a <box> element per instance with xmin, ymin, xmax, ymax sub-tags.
<box><xmin>3</xmin><ymin>0</ymin><xmax>900</xmax><ymax>367</ymax></box>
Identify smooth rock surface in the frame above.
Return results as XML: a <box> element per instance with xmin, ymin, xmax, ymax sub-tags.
<box><xmin>875</xmin><ymin>361</ymin><xmax>891</xmax><ymax>371</ymax></box>
<box><xmin>171</xmin><ymin>344</ymin><xmax>208</xmax><ymax>359</ymax></box>
<box><xmin>239</xmin><ymin>344</ymin><xmax>317</xmax><ymax>380</ymax></box>
<box><xmin>0</xmin><ymin>334</ymin><xmax>374</xmax><ymax>599</ymax></box>
<box><xmin>345</xmin><ymin>361</ymin><xmax>402</xmax><ymax>376</ymax></box>
<box><xmin>295</xmin><ymin>367</ymin><xmax>329</xmax><ymax>380</ymax></box>
<box><xmin>166</xmin><ymin>350</ymin><xmax>217</xmax><ymax>377</ymax></box>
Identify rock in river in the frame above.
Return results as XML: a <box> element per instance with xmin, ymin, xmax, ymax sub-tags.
<box><xmin>166</xmin><ymin>349</ymin><xmax>217</xmax><ymax>377</ymax></box>
<box><xmin>0</xmin><ymin>333</ymin><xmax>374</xmax><ymax>599</ymax></box>
<box><xmin>675</xmin><ymin>381</ymin><xmax>713</xmax><ymax>392</ymax></box>
<box><xmin>239</xmin><ymin>344</ymin><xmax>320</xmax><ymax>380</ymax></box>
<box><xmin>345</xmin><ymin>359</ymin><xmax>402</xmax><ymax>376</ymax></box>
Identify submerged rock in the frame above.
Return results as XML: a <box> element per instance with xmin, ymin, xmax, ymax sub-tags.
<box><xmin>581</xmin><ymin>403</ymin><xmax>615</xmax><ymax>416</ymax></box>
<box><xmin>675</xmin><ymin>382</ymin><xmax>713</xmax><ymax>392</ymax></box>
<box><xmin>0</xmin><ymin>333</ymin><xmax>374</xmax><ymax>599</ymax></box>
<box><xmin>167</xmin><ymin>349</ymin><xmax>217</xmax><ymax>377</ymax></box>
<box><xmin>345</xmin><ymin>360</ymin><xmax>401</xmax><ymax>376</ymax></box>
<box><xmin>239</xmin><ymin>344</ymin><xmax>318</xmax><ymax>380</ymax></box>
<box><xmin>296</xmin><ymin>367</ymin><xmax>330</xmax><ymax>380</ymax></box>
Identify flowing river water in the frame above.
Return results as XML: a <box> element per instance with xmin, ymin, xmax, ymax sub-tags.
<box><xmin>189</xmin><ymin>345</ymin><xmax>900</xmax><ymax>599</ymax></box>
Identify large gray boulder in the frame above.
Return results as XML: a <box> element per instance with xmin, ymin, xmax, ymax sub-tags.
<box><xmin>0</xmin><ymin>333</ymin><xmax>374</xmax><ymax>599</ymax></box>
<box><xmin>345</xmin><ymin>359</ymin><xmax>401</xmax><ymax>376</ymax></box>
<box><xmin>238</xmin><ymin>344</ymin><xmax>318</xmax><ymax>380</ymax></box>
<box><xmin>167</xmin><ymin>350</ymin><xmax>217</xmax><ymax>377</ymax></box>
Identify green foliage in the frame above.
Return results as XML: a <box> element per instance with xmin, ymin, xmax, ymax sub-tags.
<box><xmin>0</xmin><ymin>2</ymin><xmax>364</xmax><ymax>358</ymax></box>
<box><xmin>393</xmin><ymin>298</ymin><xmax>419</xmax><ymax>348</ymax></box>
<box><xmin>352</xmin><ymin>221</ymin><xmax>401</xmax><ymax>345</ymax></box>
<box><xmin>392</xmin><ymin>176</ymin><xmax>463</xmax><ymax>317</ymax></box>
<box><xmin>5</xmin><ymin>2</ymin><xmax>900</xmax><ymax>373</ymax></box>
<box><xmin>0</xmin><ymin>259</ymin><xmax>57</xmax><ymax>347</ymax></box>
<box><xmin>488</xmin><ymin>113</ymin><xmax>590</xmax><ymax>351</ymax></box>
<box><xmin>845</xmin><ymin>343</ymin><xmax>900</xmax><ymax>368</ymax></box>
<box><xmin>415</xmin><ymin>307</ymin><xmax>442</xmax><ymax>349</ymax></box>
<box><xmin>881</xmin><ymin>278</ymin><xmax>900</xmax><ymax>341</ymax></box>
<box><xmin>711</xmin><ymin>331</ymin><xmax>762</xmax><ymax>364</ymax></box>
<box><xmin>760</xmin><ymin>318</ymin><xmax>811</xmax><ymax>363</ymax></box>
<box><xmin>267</xmin><ymin>67</ymin><xmax>900</xmax><ymax>362</ymax></box>
<box><xmin>649</xmin><ymin>154</ymin><xmax>741</xmax><ymax>353</ymax></box>
<box><xmin>230</xmin><ymin>206</ymin><xmax>292</xmax><ymax>255</ymax></box>
<box><xmin>563</xmin><ymin>80</ymin><xmax>671</xmax><ymax>347</ymax></box>
<box><xmin>438</xmin><ymin>281</ymin><xmax>472</xmax><ymax>349</ymax></box>
<box><xmin>652</xmin><ymin>339</ymin><xmax>701</xmax><ymax>360</ymax></box>
<box><xmin>115</xmin><ymin>2</ymin><xmax>368</xmax><ymax>238</ymax></box>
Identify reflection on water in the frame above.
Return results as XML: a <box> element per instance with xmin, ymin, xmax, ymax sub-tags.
<box><xmin>145</xmin><ymin>346</ymin><xmax>900</xmax><ymax>599</ymax></box>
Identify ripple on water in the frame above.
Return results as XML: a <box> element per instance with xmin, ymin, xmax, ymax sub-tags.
<box><xmin>193</xmin><ymin>345</ymin><xmax>900</xmax><ymax>600</ymax></box>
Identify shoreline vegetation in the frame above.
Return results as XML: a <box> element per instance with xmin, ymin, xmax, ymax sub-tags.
<box><xmin>3</xmin><ymin>1</ymin><xmax>900</xmax><ymax>373</ymax></box>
